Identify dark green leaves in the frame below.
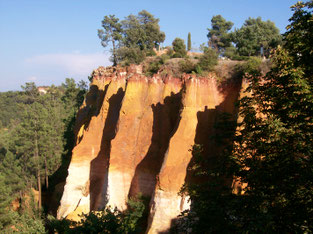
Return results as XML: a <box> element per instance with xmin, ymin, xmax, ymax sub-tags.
<box><xmin>232</xmin><ymin>17</ymin><xmax>282</xmax><ymax>57</ymax></box>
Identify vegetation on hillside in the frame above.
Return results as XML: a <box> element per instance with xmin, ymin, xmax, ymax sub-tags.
<box><xmin>1</xmin><ymin>1</ymin><xmax>312</xmax><ymax>233</ymax></box>
<box><xmin>98</xmin><ymin>9</ymin><xmax>281</xmax><ymax>78</ymax></box>
<box><xmin>176</xmin><ymin>1</ymin><xmax>313</xmax><ymax>233</ymax></box>
<box><xmin>172</xmin><ymin>37</ymin><xmax>187</xmax><ymax>58</ymax></box>
<box><xmin>47</xmin><ymin>196</ymin><xmax>146</xmax><ymax>234</ymax></box>
<box><xmin>0</xmin><ymin>79</ymin><xmax>87</xmax><ymax>232</ymax></box>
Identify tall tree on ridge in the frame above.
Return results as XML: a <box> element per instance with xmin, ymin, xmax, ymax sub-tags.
<box><xmin>98</xmin><ymin>15</ymin><xmax>123</xmax><ymax>66</ymax></box>
<box><xmin>137</xmin><ymin>10</ymin><xmax>165</xmax><ymax>50</ymax></box>
<box><xmin>232</xmin><ymin>17</ymin><xmax>282</xmax><ymax>57</ymax></box>
<box><xmin>207</xmin><ymin>15</ymin><xmax>233</xmax><ymax>54</ymax></box>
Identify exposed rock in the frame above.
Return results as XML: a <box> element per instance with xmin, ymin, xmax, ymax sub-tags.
<box><xmin>57</xmin><ymin>65</ymin><xmax>245</xmax><ymax>233</ymax></box>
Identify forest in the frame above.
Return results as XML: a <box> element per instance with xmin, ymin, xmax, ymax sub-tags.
<box><xmin>0</xmin><ymin>0</ymin><xmax>312</xmax><ymax>233</ymax></box>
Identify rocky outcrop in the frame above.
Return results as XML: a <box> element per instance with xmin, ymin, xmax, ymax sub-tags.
<box><xmin>57</xmin><ymin>64</ymin><xmax>244</xmax><ymax>232</ymax></box>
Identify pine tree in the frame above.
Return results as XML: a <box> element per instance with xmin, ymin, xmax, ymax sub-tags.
<box><xmin>0</xmin><ymin>151</ymin><xmax>25</xmax><ymax>230</ymax></box>
<box><xmin>207</xmin><ymin>15</ymin><xmax>233</xmax><ymax>54</ymax></box>
<box><xmin>98</xmin><ymin>15</ymin><xmax>123</xmax><ymax>66</ymax></box>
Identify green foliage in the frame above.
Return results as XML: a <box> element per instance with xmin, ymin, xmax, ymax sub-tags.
<box><xmin>179</xmin><ymin>58</ymin><xmax>196</xmax><ymax>74</ymax></box>
<box><xmin>235</xmin><ymin>56</ymin><xmax>262</xmax><ymax>76</ymax></box>
<box><xmin>144</xmin><ymin>54</ymin><xmax>170</xmax><ymax>76</ymax></box>
<box><xmin>230</xmin><ymin>46</ymin><xmax>312</xmax><ymax>233</ymax></box>
<box><xmin>179</xmin><ymin>2</ymin><xmax>313</xmax><ymax>232</ymax></box>
<box><xmin>159</xmin><ymin>53</ymin><xmax>170</xmax><ymax>64</ymax></box>
<box><xmin>145</xmin><ymin>60</ymin><xmax>162</xmax><ymax>76</ymax></box>
<box><xmin>121</xmin><ymin>10</ymin><xmax>165</xmax><ymax>51</ymax></box>
<box><xmin>0</xmin><ymin>79</ymin><xmax>87</xmax><ymax>232</ymax></box>
<box><xmin>116</xmin><ymin>47</ymin><xmax>146</xmax><ymax>65</ymax></box>
<box><xmin>112</xmin><ymin>10</ymin><xmax>165</xmax><ymax>65</ymax></box>
<box><xmin>172</xmin><ymin>38</ymin><xmax>187</xmax><ymax>58</ymax></box>
<box><xmin>136</xmin><ymin>10</ymin><xmax>165</xmax><ymax>50</ymax></box>
<box><xmin>232</xmin><ymin>17</ymin><xmax>282</xmax><ymax>57</ymax></box>
<box><xmin>48</xmin><ymin>197</ymin><xmax>145</xmax><ymax>234</ymax></box>
<box><xmin>197</xmin><ymin>47</ymin><xmax>218</xmax><ymax>72</ymax></box>
<box><xmin>284</xmin><ymin>0</ymin><xmax>313</xmax><ymax>76</ymax></box>
<box><xmin>119</xmin><ymin>197</ymin><xmax>145</xmax><ymax>233</ymax></box>
<box><xmin>223</xmin><ymin>46</ymin><xmax>237</xmax><ymax>59</ymax></box>
<box><xmin>207</xmin><ymin>15</ymin><xmax>233</xmax><ymax>54</ymax></box>
<box><xmin>98</xmin><ymin>15</ymin><xmax>123</xmax><ymax>65</ymax></box>
<box><xmin>146</xmin><ymin>49</ymin><xmax>157</xmax><ymax>57</ymax></box>
<box><xmin>10</xmin><ymin>212</ymin><xmax>46</xmax><ymax>234</ymax></box>
<box><xmin>0</xmin><ymin>172</ymin><xmax>15</xmax><ymax>229</ymax></box>
<box><xmin>166</xmin><ymin>47</ymin><xmax>174</xmax><ymax>57</ymax></box>
<box><xmin>0</xmin><ymin>92</ymin><xmax>24</xmax><ymax>128</ymax></box>
<box><xmin>171</xmin><ymin>47</ymin><xmax>218</xmax><ymax>75</ymax></box>
<box><xmin>73</xmin><ymin>208</ymin><xmax>121</xmax><ymax>233</ymax></box>
<box><xmin>0</xmin><ymin>184</ymin><xmax>45</xmax><ymax>233</ymax></box>
<box><xmin>187</xmin><ymin>32</ymin><xmax>191</xmax><ymax>51</ymax></box>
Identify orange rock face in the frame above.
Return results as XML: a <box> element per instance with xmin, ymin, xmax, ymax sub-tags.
<box><xmin>57</xmin><ymin>65</ymin><xmax>244</xmax><ymax>232</ymax></box>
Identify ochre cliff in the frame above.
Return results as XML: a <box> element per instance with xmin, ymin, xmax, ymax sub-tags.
<box><xmin>57</xmin><ymin>64</ymin><xmax>244</xmax><ymax>233</ymax></box>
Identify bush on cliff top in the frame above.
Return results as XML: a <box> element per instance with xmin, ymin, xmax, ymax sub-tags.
<box><xmin>172</xmin><ymin>38</ymin><xmax>187</xmax><ymax>58</ymax></box>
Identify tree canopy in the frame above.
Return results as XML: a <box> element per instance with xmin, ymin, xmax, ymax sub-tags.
<box><xmin>232</xmin><ymin>17</ymin><xmax>282</xmax><ymax>57</ymax></box>
<box><xmin>178</xmin><ymin>1</ymin><xmax>313</xmax><ymax>233</ymax></box>
<box><xmin>172</xmin><ymin>37</ymin><xmax>187</xmax><ymax>58</ymax></box>
<box><xmin>99</xmin><ymin>10</ymin><xmax>165</xmax><ymax>66</ymax></box>
<box><xmin>207</xmin><ymin>15</ymin><xmax>234</xmax><ymax>54</ymax></box>
<box><xmin>98</xmin><ymin>15</ymin><xmax>123</xmax><ymax>66</ymax></box>
<box><xmin>0</xmin><ymin>79</ymin><xmax>87</xmax><ymax>232</ymax></box>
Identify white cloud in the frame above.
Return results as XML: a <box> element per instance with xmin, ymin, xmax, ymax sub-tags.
<box><xmin>28</xmin><ymin>76</ymin><xmax>37</xmax><ymax>81</ymax></box>
<box><xmin>24</xmin><ymin>52</ymin><xmax>112</xmax><ymax>77</ymax></box>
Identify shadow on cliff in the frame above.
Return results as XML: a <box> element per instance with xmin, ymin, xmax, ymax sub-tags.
<box><xmin>75</xmin><ymin>84</ymin><xmax>110</xmax><ymax>144</ymax></box>
<box><xmin>187</xmin><ymin>77</ymin><xmax>243</xmax><ymax>183</ymax></box>
<box><xmin>46</xmin><ymin>84</ymin><xmax>109</xmax><ymax>216</ymax></box>
<box><xmin>166</xmin><ymin>77</ymin><xmax>243</xmax><ymax>232</ymax></box>
<box><xmin>89</xmin><ymin>87</ymin><xmax>125</xmax><ymax>210</ymax></box>
<box><xmin>127</xmin><ymin>90</ymin><xmax>183</xmax><ymax>230</ymax></box>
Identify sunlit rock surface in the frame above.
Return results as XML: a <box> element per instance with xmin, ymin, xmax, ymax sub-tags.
<box><xmin>57</xmin><ymin>64</ymin><xmax>244</xmax><ymax>232</ymax></box>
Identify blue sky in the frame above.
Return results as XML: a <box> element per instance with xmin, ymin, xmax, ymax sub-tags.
<box><xmin>0</xmin><ymin>0</ymin><xmax>297</xmax><ymax>91</ymax></box>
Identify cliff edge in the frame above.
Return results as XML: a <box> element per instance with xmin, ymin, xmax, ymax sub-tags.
<box><xmin>57</xmin><ymin>64</ymin><xmax>245</xmax><ymax>233</ymax></box>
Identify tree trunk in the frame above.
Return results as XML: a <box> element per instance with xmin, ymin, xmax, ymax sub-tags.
<box><xmin>34</xmin><ymin>131</ymin><xmax>42</xmax><ymax>210</ymax></box>
<box><xmin>112</xmin><ymin>39</ymin><xmax>117</xmax><ymax>66</ymax></box>
<box><xmin>44</xmin><ymin>156</ymin><xmax>48</xmax><ymax>189</ymax></box>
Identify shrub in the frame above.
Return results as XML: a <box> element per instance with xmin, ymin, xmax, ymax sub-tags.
<box><xmin>235</xmin><ymin>56</ymin><xmax>262</xmax><ymax>75</ymax></box>
<box><xmin>197</xmin><ymin>48</ymin><xmax>218</xmax><ymax>71</ymax></box>
<box><xmin>116</xmin><ymin>47</ymin><xmax>146</xmax><ymax>65</ymax></box>
<box><xmin>146</xmin><ymin>49</ymin><xmax>157</xmax><ymax>57</ymax></box>
<box><xmin>166</xmin><ymin>47</ymin><xmax>174</xmax><ymax>57</ymax></box>
<box><xmin>145</xmin><ymin>60</ymin><xmax>162</xmax><ymax>76</ymax></box>
<box><xmin>179</xmin><ymin>58</ymin><xmax>196</xmax><ymax>74</ymax></box>
<box><xmin>144</xmin><ymin>54</ymin><xmax>170</xmax><ymax>76</ymax></box>
<box><xmin>224</xmin><ymin>46</ymin><xmax>237</xmax><ymax>59</ymax></box>
<box><xmin>47</xmin><ymin>197</ymin><xmax>145</xmax><ymax>234</ymax></box>
<box><xmin>159</xmin><ymin>54</ymin><xmax>170</xmax><ymax>64</ymax></box>
<box><xmin>172</xmin><ymin>38</ymin><xmax>187</xmax><ymax>58</ymax></box>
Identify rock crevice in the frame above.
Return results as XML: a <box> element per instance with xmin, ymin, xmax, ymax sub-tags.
<box><xmin>57</xmin><ymin>65</ymin><xmax>244</xmax><ymax>233</ymax></box>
